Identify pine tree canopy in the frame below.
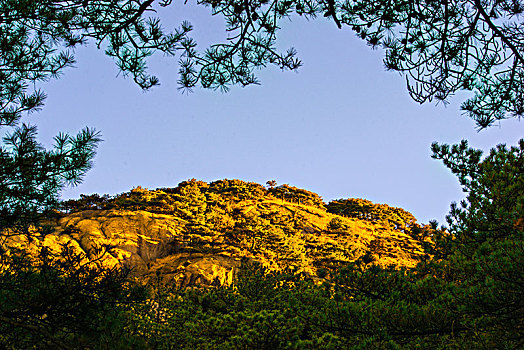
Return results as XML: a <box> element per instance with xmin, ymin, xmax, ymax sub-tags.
<box><xmin>1</xmin><ymin>0</ymin><xmax>523</xmax><ymax>127</ymax></box>
<box><xmin>178</xmin><ymin>0</ymin><xmax>524</xmax><ymax>128</ymax></box>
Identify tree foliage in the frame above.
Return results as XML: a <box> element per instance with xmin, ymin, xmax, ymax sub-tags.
<box><xmin>0</xmin><ymin>125</ymin><xmax>101</xmax><ymax>232</ymax></box>
<box><xmin>0</xmin><ymin>243</ymin><xmax>146</xmax><ymax>348</ymax></box>
<box><xmin>335</xmin><ymin>0</ymin><xmax>524</xmax><ymax>127</ymax></box>
<box><xmin>0</xmin><ymin>0</ymin><xmax>194</xmax><ymax>121</ymax></box>
<box><xmin>0</xmin><ymin>0</ymin><xmax>187</xmax><ymax>231</ymax></box>
<box><xmin>269</xmin><ymin>184</ymin><xmax>325</xmax><ymax>208</ymax></box>
<box><xmin>431</xmin><ymin>138</ymin><xmax>524</xmax><ymax>345</ymax></box>
<box><xmin>184</xmin><ymin>0</ymin><xmax>524</xmax><ymax>127</ymax></box>
<box><xmin>327</xmin><ymin>198</ymin><xmax>417</xmax><ymax>232</ymax></box>
<box><xmin>2</xmin><ymin>0</ymin><xmax>522</xmax><ymax>129</ymax></box>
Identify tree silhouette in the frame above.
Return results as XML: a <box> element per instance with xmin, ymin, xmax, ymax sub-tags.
<box><xmin>266</xmin><ymin>180</ymin><xmax>277</xmax><ymax>189</ymax></box>
<box><xmin>2</xmin><ymin>1</ymin><xmax>520</xmax><ymax>131</ymax></box>
<box><xmin>0</xmin><ymin>125</ymin><xmax>101</xmax><ymax>232</ymax></box>
<box><xmin>176</xmin><ymin>0</ymin><xmax>523</xmax><ymax>127</ymax></box>
<box><xmin>430</xmin><ymin>139</ymin><xmax>524</xmax><ymax>345</ymax></box>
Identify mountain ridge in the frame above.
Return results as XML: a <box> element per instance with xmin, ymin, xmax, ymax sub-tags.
<box><xmin>4</xmin><ymin>179</ymin><xmax>437</xmax><ymax>288</ymax></box>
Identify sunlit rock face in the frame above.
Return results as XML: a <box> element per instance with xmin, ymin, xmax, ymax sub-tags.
<box><xmin>52</xmin><ymin>210</ymin><xmax>240</xmax><ymax>287</ymax></box>
<box><xmin>58</xmin><ymin>210</ymin><xmax>180</xmax><ymax>271</ymax></box>
<box><xmin>3</xmin><ymin>180</ymin><xmax>433</xmax><ymax>288</ymax></box>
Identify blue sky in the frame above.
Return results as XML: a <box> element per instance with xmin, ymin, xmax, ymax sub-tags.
<box><xmin>34</xmin><ymin>4</ymin><xmax>522</xmax><ymax>224</ymax></box>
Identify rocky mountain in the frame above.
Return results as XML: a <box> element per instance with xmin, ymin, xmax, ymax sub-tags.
<box><xmin>4</xmin><ymin>179</ymin><xmax>434</xmax><ymax>288</ymax></box>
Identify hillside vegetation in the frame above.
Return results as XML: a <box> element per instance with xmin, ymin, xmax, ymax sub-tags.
<box><xmin>5</xmin><ymin>179</ymin><xmax>434</xmax><ymax>288</ymax></box>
